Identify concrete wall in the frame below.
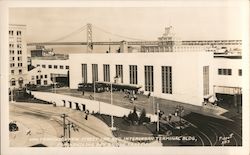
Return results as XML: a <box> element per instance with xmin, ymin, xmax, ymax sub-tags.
<box><xmin>31</xmin><ymin>91</ymin><xmax>158</xmax><ymax>122</ymax></box>
<box><xmin>69</xmin><ymin>52</ymin><xmax>213</xmax><ymax>106</ymax></box>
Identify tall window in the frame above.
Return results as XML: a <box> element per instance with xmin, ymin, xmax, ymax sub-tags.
<box><xmin>81</xmin><ymin>64</ymin><xmax>87</xmax><ymax>83</ymax></box>
<box><xmin>144</xmin><ymin>66</ymin><xmax>154</xmax><ymax>92</ymax></box>
<box><xmin>11</xmin><ymin>79</ymin><xmax>15</xmax><ymax>86</ymax></box>
<box><xmin>9</xmin><ymin>30</ymin><xmax>14</xmax><ymax>36</ymax></box>
<box><xmin>129</xmin><ymin>65</ymin><xmax>138</xmax><ymax>84</ymax></box>
<box><xmin>203</xmin><ymin>66</ymin><xmax>209</xmax><ymax>95</ymax></box>
<box><xmin>17</xmin><ymin>31</ymin><xmax>22</xmax><ymax>36</ymax></box>
<box><xmin>162</xmin><ymin>66</ymin><xmax>172</xmax><ymax>94</ymax></box>
<box><xmin>238</xmin><ymin>69</ymin><xmax>242</xmax><ymax>76</ymax></box>
<box><xmin>218</xmin><ymin>68</ymin><xmax>232</xmax><ymax>75</ymax></box>
<box><xmin>116</xmin><ymin>65</ymin><xmax>123</xmax><ymax>83</ymax></box>
<box><xmin>92</xmin><ymin>64</ymin><xmax>98</xmax><ymax>82</ymax></box>
<box><xmin>103</xmin><ymin>64</ymin><xmax>110</xmax><ymax>82</ymax></box>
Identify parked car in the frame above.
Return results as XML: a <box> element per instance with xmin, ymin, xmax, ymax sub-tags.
<box><xmin>9</xmin><ymin>122</ymin><xmax>19</xmax><ymax>132</ymax></box>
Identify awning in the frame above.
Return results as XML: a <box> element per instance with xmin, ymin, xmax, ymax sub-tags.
<box><xmin>96</xmin><ymin>81</ymin><xmax>142</xmax><ymax>90</ymax></box>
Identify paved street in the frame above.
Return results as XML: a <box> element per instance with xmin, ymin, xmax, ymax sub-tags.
<box><xmin>9</xmin><ymin>102</ymin><xmax>114</xmax><ymax>147</ymax></box>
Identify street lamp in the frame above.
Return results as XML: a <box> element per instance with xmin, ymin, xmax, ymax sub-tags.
<box><xmin>93</xmin><ymin>80</ymin><xmax>96</xmax><ymax>100</ymax></box>
<box><xmin>110</xmin><ymin>77</ymin><xmax>117</xmax><ymax>131</ymax></box>
<box><xmin>175</xmin><ymin>105</ymin><xmax>184</xmax><ymax>139</ymax></box>
<box><xmin>156</xmin><ymin>103</ymin><xmax>160</xmax><ymax>133</ymax></box>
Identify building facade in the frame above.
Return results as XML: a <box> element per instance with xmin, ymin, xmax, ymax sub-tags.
<box><xmin>213</xmin><ymin>56</ymin><xmax>242</xmax><ymax>95</ymax></box>
<box><xmin>9</xmin><ymin>24</ymin><xmax>28</xmax><ymax>89</ymax></box>
<box><xmin>29</xmin><ymin>59</ymin><xmax>70</xmax><ymax>85</ymax></box>
<box><xmin>69</xmin><ymin>52</ymin><xmax>214</xmax><ymax>106</ymax></box>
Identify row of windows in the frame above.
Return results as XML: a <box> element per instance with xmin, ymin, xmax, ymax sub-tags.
<box><xmin>10</xmin><ymin>78</ymin><xmax>23</xmax><ymax>86</ymax></box>
<box><xmin>81</xmin><ymin>64</ymin><xmax>173</xmax><ymax>94</ymax></box>
<box><xmin>36</xmin><ymin>64</ymin><xmax>69</xmax><ymax>70</ymax></box>
<box><xmin>10</xmin><ymin>56</ymin><xmax>23</xmax><ymax>62</ymax></box>
<box><xmin>9</xmin><ymin>50</ymin><xmax>22</xmax><ymax>55</ymax></box>
<box><xmin>218</xmin><ymin>68</ymin><xmax>242</xmax><ymax>76</ymax></box>
<box><xmin>9</xmin><ymin>30</ymin><xmax>22</xmax><ymax>36</ymax></box>
<box><xmin>10</xmin><ymin>69</ymin><xmax>22</xmax><ymax>75</ymax></box>
<box><xmin>9</xmin><ymin>44</ymin><xmax>22</xmax><ymax>49</ymax></box>
<box><xmin>32</xmin><ymin>74</ymin><xmax>48</xmax><ymax>80</ymax></box>
<box><xmin>10</xmin><ymin>63</ymin><xmax>23</xmax><ymax>67</ymax></box>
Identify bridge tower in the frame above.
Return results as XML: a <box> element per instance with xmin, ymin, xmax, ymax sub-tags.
<box><xmin>86</xmin><ymin>23</ymin><xmax>93</xmax><ymax>53</ymax></box>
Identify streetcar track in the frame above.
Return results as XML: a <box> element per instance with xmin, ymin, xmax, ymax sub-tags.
<box><xmin>206</xmin><ymin>124</ymin><xmax>218</xmax><ymax>146</ymax></box>
<box><xmin>209</xmin><ymin>121</ymin><xmax>242</xmax><ymax>141</ymax></box>
<box><xmin>13</xmin><ymin>104</ymin><xmax>116</xmax><ymax>144</ymax></box>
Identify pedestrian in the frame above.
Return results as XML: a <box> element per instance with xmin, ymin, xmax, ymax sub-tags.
<box><xmin>82</xmin><ymin>91</ymin><xmax>85</xmax><ymax>96</ymax></box>
<box><xmin>26</xmin><ymin>128</ymin><xmax>31</xmax><ymax>135</ymax></box>
<box><xmin>85</xmin><ymin>114</ymin><xmax>88</xmax><ymax>120</ymax></box>
<box><xmin>148</xmin><ymin>92</ymin><xmax>151</xmax><ymax>98</ymax></box>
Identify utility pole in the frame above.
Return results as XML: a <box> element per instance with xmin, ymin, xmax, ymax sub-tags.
<box><xmin>111</xmin><ymin>81</ymin><xmax>114</xmax><ymax>130</ymax></box>
<box><xmin>67</xmin><ymin>122</ymin><xmax>71</xmax><ymax>147</ymax></box>
<box><xmin>93</xmin><ymin>80</ymin><xmax>95</xmax><ymax>100</ymax></box>
<box><xmin>157</xmin><ymin>103</ymin><xmax>160</xmax><ymax>133</ymax></box>
<box><xmin>152</xmin><ymin>92</ymin><xmax>155</xmax><ymax>114</ymax></box>
<box><xmin>61</xmin><ymin>114</ymin><xmax>68</xmax><ymax>147</ymax></box>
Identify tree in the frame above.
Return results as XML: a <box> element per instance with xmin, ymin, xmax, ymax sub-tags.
<box><xmin>139</xmin><ymin>108</ymin><xmax>146</xmax><ymax>125</ymax></box>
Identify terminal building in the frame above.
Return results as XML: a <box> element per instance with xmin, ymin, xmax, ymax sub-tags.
<box><xmin>28</xmin><ymin>58</ymin><xmax>69</xmax><ymax>86</ymax></box>
<box><xmin>69</xmin><ymin>52</ymin><xmax>213</xmax><ymax>106</ymax></box>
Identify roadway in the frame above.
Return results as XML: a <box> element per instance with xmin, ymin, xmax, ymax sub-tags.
<box><xmin>9</xmin><ymin>102</ymin><xmax>115</xmax><ymax>147</ymax></box>
<box><xmin>38</xmin><ymin>88</ymin><xmax>242</xmax><ymax>146</ymax></box>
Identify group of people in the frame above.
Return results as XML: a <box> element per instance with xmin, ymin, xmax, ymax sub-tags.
<box><xmin>123</xmin><ymin>90</ymin><xmax>137</xmax><ymax>103</ymax></box>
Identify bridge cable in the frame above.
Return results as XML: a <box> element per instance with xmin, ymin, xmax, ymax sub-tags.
<box><xmin>47</xmin><ymin>25</ymin><xmax>87</xmax><ymax>43</ymax></box>
<box><xmin>92</xmin><ymin>24</ymin><xmax>146</xmax><ymax>41</ymax></box>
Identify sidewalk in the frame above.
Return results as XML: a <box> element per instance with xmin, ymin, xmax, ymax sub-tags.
<box><xmin>51</xmin><ymin>88</ymin><xmax>232</xmax><ymax>120</ymax></box>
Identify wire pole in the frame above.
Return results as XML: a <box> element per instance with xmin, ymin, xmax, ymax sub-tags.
<box><xmin>61</xmin><ymin>114</ymin><xmax>68</xmax><ymax>147</ymax></box>
<box><xmin>152</xmin><ymin>92</ymin><xmax>155</xmax><ymax>114</ymax></box>
<box><xmin>68</xmin><ymin>122</ymin><xmax>71</xmax><ymax>147</ymax></box>
<box><xmin>157</xmin><ymin>103</ymin><xmax>160</xmax><ymax>133</ymax></box>
<box><xmin>111</xmin><ymin>81</ymin><xmax>114</xmax><ymax>130</ymax></box>
<box><xmin>94</xmin><ymin>79</ymin><xmax>95</xmax><ymax>100</ymax></box>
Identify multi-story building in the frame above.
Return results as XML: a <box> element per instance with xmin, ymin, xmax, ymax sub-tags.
<box><xmin>69</xmin><ymin>52</ymin><xmax>213</xmax><ymax>106</ymax></box>
<box><xmin>213</xmin><ymin>55</ymin><xmax>242</xmax><ymax>106</ymax></box>
<box><xmin>9</xmin><ymin>24</ymin><xmax>28</xmax><ymax>89</ymax></box>
<box><xmin>28</xmin><ymin>58</ymin><xmax>69</xmax><ymax>85</ymax></box>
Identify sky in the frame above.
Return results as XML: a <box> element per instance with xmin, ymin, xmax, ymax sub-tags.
<box><xmin>9</xmin><ymin>7</ymin><xmax>244</xmax><ymax>53</ymax></box>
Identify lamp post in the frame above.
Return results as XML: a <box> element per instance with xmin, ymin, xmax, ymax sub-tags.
<box><xmin>152</xmin><ymin>92</ymin><xmax>155</xmax><ymax>114</ymax></box>
<box><xmin>157</xmin><ymin>102</ymin><xmax>160</xmax><ymax>133</ymax></box>
<box><xmin>61</xmin><ymin>114</ymin><xmax>68</xmax><ymax>147</ymax></box>
<box><xmin>110</xmin><ymin>77</ymin><xmax>117</xmax><ymax>131</ymax></box>
<box><xmin>175</xmin><ymin>105</ymin><xmax>184</xmax><ymax>139</ymax></box>
<box><xmin>93</xmin><ymin>80</ymin><xmax>96</xmax><ymax>100</ymax></box>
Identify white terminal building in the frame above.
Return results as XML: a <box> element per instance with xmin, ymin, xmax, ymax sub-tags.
<box><xmin>28</xmin><ymin>58</ymin><xmax>69</xmax><ymax>86</ymax></box>
<box><xmin>69</xmin><ymin>52</ymin><xmax>213</xmax><ymax>106</ymax></box>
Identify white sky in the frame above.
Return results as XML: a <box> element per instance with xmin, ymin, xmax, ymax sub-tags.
<box><xmin>9</xmin><ymin>7</ymin><xmax>244</xmax><ymax>43</ymax></box>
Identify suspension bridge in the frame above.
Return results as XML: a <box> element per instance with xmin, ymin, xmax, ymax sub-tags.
<box><xmin>27</xmin><ymin>23</ymin><xmax>242</xmax><ymax>53</ymax></box>
<box><xmin>27</xmin><ymin>23</ymin><xmax>160</xmax><ymax>52</ymax></box>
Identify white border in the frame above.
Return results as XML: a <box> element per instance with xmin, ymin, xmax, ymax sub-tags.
<box><xmin>1</xmin><ymin>1</ymin><xmax>249</xmax><ymax>155</ymax></box>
